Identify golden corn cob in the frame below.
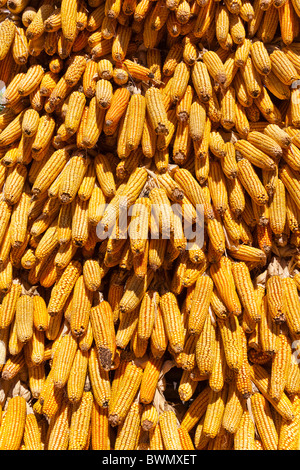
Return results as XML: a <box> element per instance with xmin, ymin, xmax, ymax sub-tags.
<box><xmin>90</xmin><ymin>299</ymin><xmax>116</xmax><ymax>371</ymax></box>
<box><xmin>150</xmin><ymin>304</ymin><xmax>168</xmax><ymax>359</ymax></box>
<box><xmin>108</xmin><ymin>361</ymin><xmax>143</xmax><ymax>427</ymax></box>
<box><xmin>0</xmin><ymin>110</ymin><xmax>25</xmax><ymax>148</ymax></box>
<box><xmin>234</xmin><ymin>410</ymin><xmax>256</xmax><ymax>450</ymax></box>
<box><xmin>61</xmin><ymin>0</ymin><xmax>77</xmax><ymax>43</ymax></box>
<box><xmin>266</xmin><ymin>275</ymin><xmax>287</xmax><ymax>323</ymax></box>
<box><xmin>203</xmin><ymin>386</ymin><xmax>228</xmax><ymax>439</ymax></box>
<box><xmin>82</xmin><ymin>96</ymin><xmax>106</xmax><ymax>149</ymax></box>
<box><xmin>209</xmin><ymin>256</ymin><xmax>241</xmax><ymax>316</ymax></box>
<box><xmin>114</xmin><ymin>401</ymin><xmax>142</xmax><ymax>450</ymax></box>
<box><xmin>69</xmin><ymin>275</ymin><xmax>93</xmax><ymax>337</ymax></box>
<box><xmin>139</xmin><ymin>355</ymin><xmax>164</xmax><ymax>404</ymax></box>
<box><xmin>269</xmin><ymin>330</ymin><xmax>291</xmax><ymax>402</ymax></box>
<box><xmin>231</xmin><ymin>261</ymin><xmax>261</xmax><ymax>322</ymax></box>
<box><xmin>270</xmin><ymin>49</ymin><xmax>299</xmax><ymax>85</ymax></box>
<box><xmin>47</xmin><ymin>259</ymin><xmax>82</xmax><ymax>317</ymax></box>
<box><xmin>58</xmin><ymin>151</ymin><xmax>90</xmax><ymax>204</ymax></box>
<box><xmin>191</xmin><ymin>61</ymin><xmax>212</xmax><ymax>103</ymax></box>
<box><xmin>250</xmin><ymin>392</ymin><xmax>278</xmax><ymax>450</ymax></box>
<box><xmin>250</xmin><ymin>363</ymin><xmax>295</xmax><ymax>422</ymax></box>
<box><xmin>0</xmin><ymin>396</ymin><xmax>26</xmax><ymax>450</ymax></box>
<box><xmin>88</xmin><ymin>346</ymin><xmax>111</xmax><ymax>407</ymax></box>
<box><xmin>91</xmin><ymin>401</ymin><xmax>110</xmax><ymax>450</ymax></box>
<box><xmin>217</xmin><ymin>315</ymin><xmax>243</xmax><ymax>372</ymax></box>
<box><xmin>283</xmin><ymin>277</ymin><xmax>300</xmax><ymax>335</ymax></box>
<box><xmin>67</xmin><ymin>347</ymin><xmax>89</xmax><ymax>403</ymax></box>
<box><xmin>159</xmin><ymin>410</ymin><xmax>182</xmax><ymax>450</ymax></box>
<box><xmin>46</xmin><ymin>395</ymin><xmax>71</xmax><ymax>450</ymax></box>
<box><xmin>52</xmin><ymin>333</ymin><xmax>78</xmax><ymax>389</ymax></box>
<box><xmin>278</xmin><ymin>394</ymin><xmax>300</xmax><ymax>450</ymax></box>
<box><xmin>68</xmin><ymin>391</ymin><xmax>93</xmax><ymax>450</ymax></box>
<box><xmin>82</xmin><ymin>59</ymin><xmax>98</xmax><ymax>98</ymax></box>
<box><xmin>159</xmin><ymin>289</ymin><xmax>185</xmax><ymax>354</ymax></box>
<box><xmin>15</xmin><ymin>293</ymin><xmax>34</xmax><ymax>344</ymax></box>
<box><xmin>0</xmin><ymin>18</ymin><xmax>16</xmax><ymax>61</ymax></box>
<box><xmin>188</xmin><ymin>275</ymin><xmax>213</xmax><ymax>336</ymax></box>
<box><xmin>237</xmin><ymin>157</ymin><xmax>269</xmax><ymax>206</ymax></box>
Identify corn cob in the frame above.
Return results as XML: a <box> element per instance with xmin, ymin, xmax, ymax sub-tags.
<box><xmin>250</xmin><ymin>363</ymin><xmax>295</xmax><ymax>422</ymax></box>
<box><xmin>250</xmin><ymin>392</ymin><xmax>279</xmax><ymax>450</ymax></box>
<box><xmin>234</xmin><ymin>410</ymin><xmax>256</xmax><ymax>450</ymax></box>
<box><xmin>108</xmin><ymin>361</ymin><xmax>143</xmax><ymax>427</ymax></box>
<box><xmin>0</xmin><ymin>396</ymin><xmax>26</xmax><ymax>450</ymax></box>
<box><xmin>68</xmin><ymin>391</ymin><xmax>93</xmax><ymax>450</ymax></box>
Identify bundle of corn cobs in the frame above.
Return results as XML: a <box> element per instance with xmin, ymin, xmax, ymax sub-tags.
<box><xmin>2</xmin><ymin>0</ymin><xmax>300</xmax><ymax>451</ymax></box>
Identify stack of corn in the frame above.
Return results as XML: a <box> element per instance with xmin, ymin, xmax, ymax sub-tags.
<box><xmin>1</xmin><ymin>0</ymin><xmax>300</xmax><ymax>451</ymax></box>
